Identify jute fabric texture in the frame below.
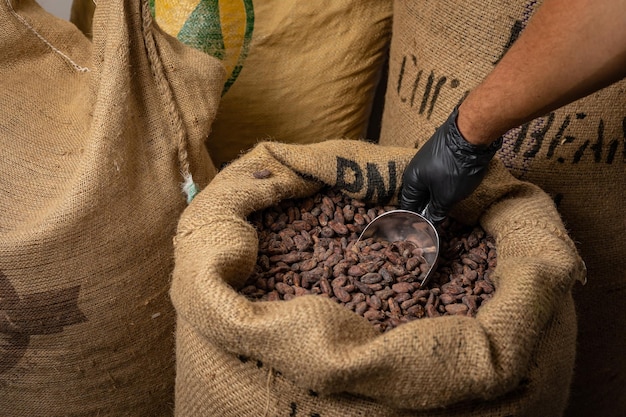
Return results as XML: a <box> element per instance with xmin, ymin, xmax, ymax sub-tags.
<box><xmin>171</xmin><ymin>140</ymin><xmax>585</xmax><ymax>416</ymax></box>
<box><xmin>0</xmin><ymin>0</ymin><xmax>224</xmax><ymax>415</ymax></box>
<box><xmin>152</xmin><ymin>0</ymin><xmax>393</xmax><ymax>167</ymax></box>
<box><xmin>378</xmin><ymin>2</ymin><xmax>625</xmax><ymax>415</ymax></box>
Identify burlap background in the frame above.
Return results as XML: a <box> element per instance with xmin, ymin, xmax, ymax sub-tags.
<box><xmin>0</xmin><ymin>0</ymin><xmax>223</xmax><ymax>415</ymax></box>
<box><xmin>152</xmin><ymin>0</ymin><xmax>393</xmax><ymax>167</ymax></box>
<box><xmin>70</xmin><ymin>0</ymin><xmax>94</xmax><ymax>38</ymax></box>
<box><xmin>171</xmin><ymin>140</ymin><xmax>585</xmax><ymax>416</ymax></box>
<box><xmin>379</xmin><ymin>2</ymin><xmax>625</xmax><ymax>415</ymax></box>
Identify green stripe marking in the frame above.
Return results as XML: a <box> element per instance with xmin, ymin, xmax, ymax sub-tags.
<box><xmin>178</xmin><ymin>0</ymin><xmax>227</xmax><ymax>61</ymax></box>
<box><xmin>222</xmin><ymin>0</ymin><xmax>254</xmax><ymax>95</ymax></box>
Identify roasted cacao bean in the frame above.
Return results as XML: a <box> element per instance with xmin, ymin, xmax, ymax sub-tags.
<box><xmin>241</xmin><ymin>188</ymin><xmax>497</xmax><ymax>332</ymax></box>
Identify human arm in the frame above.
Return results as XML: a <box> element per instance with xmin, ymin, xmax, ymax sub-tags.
<box><xmin>458</xmin><ymin>0</ymin><xmax>626</xmax><ymax>146</ymax></box>
<box><xmin>400</xmin><ymin>0</ymin><xmax>626</xmax><ymax>222</ymax></box>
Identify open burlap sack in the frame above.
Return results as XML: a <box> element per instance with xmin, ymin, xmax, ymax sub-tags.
<box><xmin>0</xmin><ymin>0</ymin><xmax>223</xmax><ymax>415</ymax></box>
<box><xmin>171</xmin><ymin>140</ymin><xmax>586</xmax><ymax>416</ymax></box>
<box><xmin>150</xmin><ymin>0</ymin><xmax>392</xmax><ymax>167</ymax></box>
<box><xmin>378</xmin><ymin>2</ymin><xmax>625</xmax><ymax>415</ymax></box>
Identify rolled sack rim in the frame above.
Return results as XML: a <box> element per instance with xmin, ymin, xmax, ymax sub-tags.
<box><xmin>171</xmin><ymin>140</ymin><xmax>583</xmax><ymax>410</ymax></box>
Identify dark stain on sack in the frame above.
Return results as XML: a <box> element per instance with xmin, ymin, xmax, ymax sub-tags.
<box><xmin>238</xmin><ymin>353</ymin><xmax>324</xmax><ymax>416</ymax></box>
<box><xmin>0</xmin><ymin>270</ymin><xmax>86</xmax><ymax>374</ymax></box>
<box><xmin>290</xmin><ymin>401</ymin><xmax>322</xmax><ymax>417</ymax></box>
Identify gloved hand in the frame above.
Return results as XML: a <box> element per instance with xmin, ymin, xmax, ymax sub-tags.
<box><xmin>399</xmin><ymin>107</ymin><xmax>502</xmax><ymax>224</ymax></box>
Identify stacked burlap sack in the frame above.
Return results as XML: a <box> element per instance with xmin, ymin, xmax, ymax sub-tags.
<box><xmin>171</xmin><ymin>139</ymin><xmax>586</xmax><ymax>416</ymax></box>
<box><xmin>151</xmin><ymin>0</ymin><xmax>393</xmax><ymax>167</ymax></box>
<box><xmin>0</xmin><ymin>0</ymin><xmax>223</xmax><ymax>415</ymax></box>
<box><xmin>379</xmin><ymin>2</ymin><xmax>626</xmax><ymax>416</ymax></box>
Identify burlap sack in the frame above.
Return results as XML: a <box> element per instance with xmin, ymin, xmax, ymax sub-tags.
<box><xmin>0</xmin><ymin>0</ymin><xmax>223</xmax><ymax>415</ymax></box>
<box><xmin>378</xmin><ymin>2</ymin><xmax>625</xmax><ymax>416</ymax></box>
<box><xmin>151</xmin><ymin>0</ymin><xmax>393</xmax><ymax>167</ymax></box>
<box><xmin>70</xmin><ymin>0</ymin><xmax>95</xmax><ymax>38</ymax></box>
<box><xmin>171</xmin><ymin>139</ymin><xmax>586</xmax><ymax>416</ymax></box>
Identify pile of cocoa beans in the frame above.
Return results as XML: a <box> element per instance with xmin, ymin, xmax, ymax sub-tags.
<box><xmin>241</xmin><ymin>188</ymin><xmax>497</xmax><ymax>332</ymax></box>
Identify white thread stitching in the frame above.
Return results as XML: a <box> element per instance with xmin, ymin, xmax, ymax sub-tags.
<box><xmin>5</xmin><ymin>0</ymin><xmax>90</xmax><ymax>72</ymax></box>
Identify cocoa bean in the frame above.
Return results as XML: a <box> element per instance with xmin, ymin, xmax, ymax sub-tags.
<box><xmin>331</xmin><ymin>275</ymin><xmax>348</xmax><ymax>288</ymax></box>
<box><xmin>267</xmin><ymin>290</ymin><xmax>280</xmax><ymax>301</ymax></box>
<box><xmin>462</xmin><ymin>295</ymin><xmax>478</xmax><ymax>314</ymax></box>
<box><xmin>328</xmin><ymin>220</ymin><xmax>348</xmax><ymax>235</ymax></box>
<box><xmin>350</xmin><ymin>293</ymin><xmax>366</xmax><ymax>304</ymax></box>
<box><xmin>439</xmin><ymin>293</ymin><xmax>456</xmax><ymax>305</ymax></box>
<box><xmin>388</xmin><ymin>298</ymin><xmax>401</xmax><ymax>317</ymax></box>
<box><xmin>334</xmin><ymin>286</ymin><xmax>352</xmax><ymax>303</ymax></box>
<box><xmin>293</xmin><ymin>234</ymin><xmax>311</xmax><ymax>251</ymax></box>
<box><xmin>320</xmin><ymin>277</ymin><xmax>332</xmax><ymax>295</ymax></box>
<box><xmin>343</xmin><ymin>284</ymin><xmax>356</xmax><ymax>293</ymax></box>
<box><xmin>475</xmin><ymin>280</ymin><xmax>494</xmax><ymax>294</ymax></box>
<box><xmin>345</xmin><ymin>293</ymin><xmax>365</xmax><ymax>310</ymax></box>
<box><xmin>353</xmin><ymin>280</ymin><xmax>374</xmax><ymax>295</ymax></box>
<box><xmin>255</xmin><ymin>277</ymin><xmax>268</xmax><ymax>290</ymax></box>
<box><xmin>264</xmin><ymin>274</ymin><xmax>274</xmax><ymax>288</ymax></box>
<box><xmin>292</xmin><ymin>273</ymin><xmax>302</xmax><ymax>287</ymax></box>
<box><xmin>394</xmin><ymin>292</ymin><xmax>411</xmax><ymax>303</ymax></box>
<box><xmin>241</xmin><ymin>187</ymin><xmax>497</xmax><ymax>333</ymax></box>
<box><xmin>406</xmin><ymin>304</ymin><xmax>425</xmax><ymax>318</ymax></box>
<box><xmin>275</xmin><ymin>282</ymin><xmax>294</xmax><ymax>295</ymax></box>
<box><xmin>379</xmin><ymin>267</ymin><xmax>394</xmax><ymax>284</ymax></box>
<box><xmin>426</xmin><ymin>304</ymin><xmax>439</xmax><ymax>318</ymax></box>
<box><xmin>367</xmin><ymin>294</ymin><xmax>382</xmax><ymax>310</ymax></box>
<box><xmin>462</xmin><ymin>257</ymin><xmax>479</xmax><ymax>269</ymax></box>
<box><xmin>294</xmin><ymin>287</ymin><xmax>309</xmax><ymax>297</ymax></box>
<box><xmin>347</xmin><ymin>264</ymin><xmax>366</xmax><ymax>277</ymax></box>
<box><xmin>391</xmin><ymin>282</ymin><xmax>413</xmax><ymax>294</ymax></box>
<box><xmin>324</xmin><ymin>253</ymin><xmax>344</xmax><ymax>268</ymax></box>
<box><xmin>375</xmin><ymin>288</ymin><xmax>395</xmax><ymax>300</ymax></box>
<box><xmin>396</xmin><ymin>274</ymin><xmax>416</xmax><ymax>283</ymax></box>
<box><xmin>400</xmin><ymin>297</ymin><xmax>419</xmax><ymax>310</ymax></box>
<box><xmin>299</xmin><ymin>258</ymin><xmax>318</xmax><ymax>272</ymax></box>
<box><xmin>445</xmin><ymin>303</ymin><xmax>469</xmax><ymax>315</ymax></box>
<box><xmin>321</xmin><ymin>196</ymin><xmax>335</xmax><ymax>217</ymax></box>
<box><xmin>252</xmin><ymin>169</ymin><xmax>272</xmax><ymax>179</ymax></box>
<box><xmin>355</xmin><ymin>301</ymin><xmax>368</xmax><ymax>316</ymax></box>
<box><xmin>360</xmin><ymin>272</ymin><xmax>382</xmax><ymax>284</ymax></box>
<box><xmin>441</xmin><ymin>282</ymin><xmax>465</xmax><ymax>295</ymax></box>
<box><xmin>241</xmin><ymin>285</ymin><xmax>258</xmax><ymax>295</ymax></box>
<box><xmin>405</xmin><ymin>256</ymin><xmax>422</xmax><ymax>272</ymax></box>
<box><xmin>364</xmin><ymin>309</ymin><xmax>385</xmax><ymax>321</ymax></box>
<box><xmin>343</xmin><ymin>205</ymin><xmax>355</xmax><ymax>222</ymax></box>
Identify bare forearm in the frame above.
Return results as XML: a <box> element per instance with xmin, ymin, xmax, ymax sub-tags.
<box><xmin>457</xmin><ymin>0</ymin><xmax>626</xmax><ymax>146</ymax></box>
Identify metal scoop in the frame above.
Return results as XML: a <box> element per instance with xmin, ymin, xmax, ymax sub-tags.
<box><xmin>356</xmin><ymin>209</ymin><xmax>440</xmax><ymax>287</ymax></box>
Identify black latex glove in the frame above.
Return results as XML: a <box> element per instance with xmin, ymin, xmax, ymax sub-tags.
<box><xmin>399</xmin><ymin>107</ymin><xmax>502</xmax><ymax>224</ymax></box>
